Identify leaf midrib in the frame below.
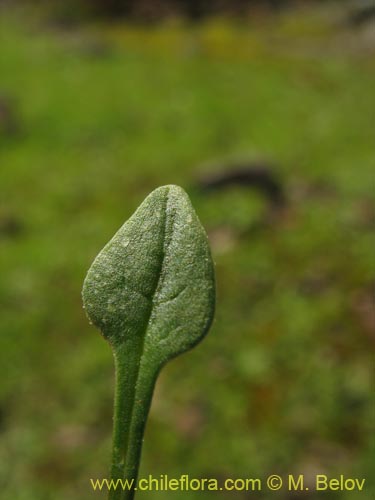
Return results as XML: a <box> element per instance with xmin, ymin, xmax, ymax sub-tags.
<box><xmin>120</xmin><ymin>187</ymin><xmax>175</xmax><ymax>484</ymax></box>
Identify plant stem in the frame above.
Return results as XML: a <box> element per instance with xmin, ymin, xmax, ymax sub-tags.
<box><xmin>108</xmin><ymin>345</ymin><xmax>158</xmax><ymax>500</ymax></box>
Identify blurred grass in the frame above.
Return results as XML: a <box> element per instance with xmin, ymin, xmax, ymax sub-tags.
<box><xmin>0</xmin><ymin>5</ymin><xmax>374</xmax><ymax>499</ymax></box>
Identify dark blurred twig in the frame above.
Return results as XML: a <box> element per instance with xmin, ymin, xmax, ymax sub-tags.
<box><xmin>197</xmin><ymin>163</ymin><xmax>286</xmax><ymax>208</ymax></box>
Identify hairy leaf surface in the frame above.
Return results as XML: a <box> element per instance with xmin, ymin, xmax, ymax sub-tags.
<box><xmin>82</xmin><ymin>185</ymin><xmax>215</xmax><ymax>500</ymax></box>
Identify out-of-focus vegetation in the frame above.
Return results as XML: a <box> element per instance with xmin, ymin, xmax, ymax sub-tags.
<box><xmin>0</xmin><ymin>2</ymin><xmax>374</xmax><ymax>499</ymax></box>
<box><xmin>5</xmin><ymin>0</ymin><xmax>347</xmax><ymax>22</ymax></box>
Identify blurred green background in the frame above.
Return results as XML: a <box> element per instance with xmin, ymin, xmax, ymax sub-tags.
<box><xmin>0</xmin><ymin>1</ymin><xmax>374</xmax><ymax>499</ymax></box>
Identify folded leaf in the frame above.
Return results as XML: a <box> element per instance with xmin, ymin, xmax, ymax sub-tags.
<box><xmin>82</xmin><ymin>185</ymin><xmax>215</xmax><ymax>500</ymax></box>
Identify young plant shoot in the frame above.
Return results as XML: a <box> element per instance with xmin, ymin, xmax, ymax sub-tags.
<box><xmin>82</xmin><ymin>185</ymin><xmax>216</xmax><ymax>500</ymax></box>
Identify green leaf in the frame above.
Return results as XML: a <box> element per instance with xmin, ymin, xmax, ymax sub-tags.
<box><xmin>82</xmin><ymin>185</ymin><xmax>215</xmax><ymax>500</ymax></box>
